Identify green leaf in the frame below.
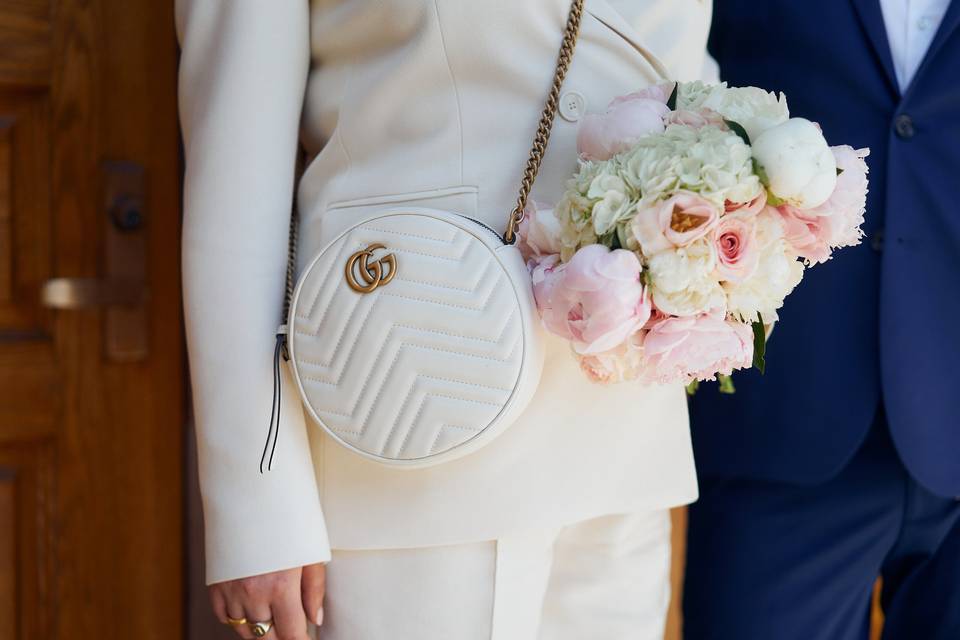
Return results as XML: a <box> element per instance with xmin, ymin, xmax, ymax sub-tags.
<box><xmin>837</xmin><ymin>167</ymin><xmax>844</xmax><ymax>176</ymax></box>
<box><xmin>667</xmin><ymin>82</ymin><xmax>679</xmax><ymax>111</ymax></box>
<box><xmin>752</xmin><ymin>316</ymin><xmax>767</xmax><ymax>374</ymax></box>
<box><xmin>609</xmin><ymin>232</ymin><xmax>622</xmax><ymax>250</ymax></box>
<box><xmin>724</xmin><ymin>119</ymin><xmax>751</xmax><ymax>146</ymax></box>
<box><xmin>717</xmin><ymin>374</ymin><xmax>737</xmax><ymax>394</ymax></box>
<box><xmin>685</xmin><ymin>380</ymin><xmax>700</xmax><ymax>396</ymax></box>
<box><xmin>751</xmin><ymin>157</ymin><xmax>769</xmax><ymax>185</ymax></box>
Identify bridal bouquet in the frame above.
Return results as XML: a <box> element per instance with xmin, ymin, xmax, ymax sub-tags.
<box><xmin>519</xmin><ymin>81</ymin><xmax>870</xmax><ymax>390</ymax></box>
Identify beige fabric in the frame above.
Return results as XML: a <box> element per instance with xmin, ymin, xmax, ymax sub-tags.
<box><xmin>319</xmin><ymin>511</ymin><xmax>672</xmax><ymax>640</ymax></box>
<box><xmin>177</xmin><ymin>0</ymin><xmax>713</xmax><ymax>584</ymax></box>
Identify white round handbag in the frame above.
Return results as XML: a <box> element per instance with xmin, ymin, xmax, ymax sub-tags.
<box><xmin>262</xmin><ymin>0</ymin><xmax>584</xmax><ymax>470</ymax></box>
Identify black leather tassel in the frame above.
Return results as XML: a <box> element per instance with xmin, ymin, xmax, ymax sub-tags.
<box><xmin>260</xmin><ymin>332</ymin><xmax>286</xmax><ymax>473</ymax></box>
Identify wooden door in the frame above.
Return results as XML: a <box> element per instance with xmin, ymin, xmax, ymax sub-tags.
<box><xmin>0</xmin><ymin>1</ymin><xmax>183</xmax><ymax>639</ymax></box>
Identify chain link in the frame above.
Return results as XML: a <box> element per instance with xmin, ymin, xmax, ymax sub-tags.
<box><xmin>504</xmin><ymin>0</ymin><xmax>584</xmax><ymax>244</ymax></box>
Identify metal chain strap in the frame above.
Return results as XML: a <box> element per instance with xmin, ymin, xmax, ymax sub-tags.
<box><xmin>282</xmin><ymin>0</ymin><xmax>584</xmax><ymax>317</ymax></box>
<box><xmin>282</xmin><ymin>205</ymin><xmax>299</xmax><ymax>325</ymax></box>
<box><xmin>503</xmin><ymin>0</ymin><xmax>584</xmax><ymax>244</ymax></box>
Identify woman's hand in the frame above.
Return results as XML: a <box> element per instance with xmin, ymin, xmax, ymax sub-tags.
<box><xmin>211</xmin><ymin>563</ymin><xmax>326</xmax><ymax>639</ymax></box>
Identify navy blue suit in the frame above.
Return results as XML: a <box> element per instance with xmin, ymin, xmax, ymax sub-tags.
<box><xmin>683</xmin><ymin>1</ymin><xmax>960</xmax><ymax>637</ymax></box>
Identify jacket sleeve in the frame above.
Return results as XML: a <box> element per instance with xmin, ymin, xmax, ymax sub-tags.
<box><xmin>176</xmin><ymin>0</ymin><xmax>330</xmax><ymax>585</ymax></box>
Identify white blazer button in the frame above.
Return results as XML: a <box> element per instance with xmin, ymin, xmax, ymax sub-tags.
<box><xmin>559</xmin><ymin>91</ymin><xmax>587</xmax><ymax>122</ymax></box>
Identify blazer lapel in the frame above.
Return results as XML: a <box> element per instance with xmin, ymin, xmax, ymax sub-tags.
<box><xmin>850</xmin><ymin>0</ymin><xmax>900</xmax><ymax>95</ymax></box>
<box><xmin>905</xmin><ymin>0</ymin><xmax>960</xmax><ymax>95</ymax></box>
<box><xmin>586</xmin><ymin>0</ymin><xmax>671</xmax><ymax>81</ymax></box>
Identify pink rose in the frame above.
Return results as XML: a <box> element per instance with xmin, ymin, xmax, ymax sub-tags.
<box><xmin>577</xmin><ymin>95</ymin><xmax>670</xmax><ymax>161</ymax></box>
<box><xmin>631</xmin><ymin>191</ymin><xmax>722</xmax><ymax>256</ymax></box>
<box><xmin>725</xmin><ymin>189</ymin><xmax>767</xmax><ymax>216</ymax></box>
<box><xmin>534</xmin><ymin>245</ymin><xmax>650</xmax><ymax>354</ymax></box>
<box><xmin>641</xmin><ymin>312</ymin><xmax>754</xmax><ymax>385</ymax></box>
<box><xmin>714</xmin><ymin>212</ymin><xmax>760</xmax><ymax>283</ymax></box>
<box><xmin>517</xmin><ymin>200</ymin><xmax>563</xmax><ymax>262</ymax></box>
<box><xmin>577</xmin><ymin>333</ymin><xmax>646</xmax><ymax>384</ymax></box>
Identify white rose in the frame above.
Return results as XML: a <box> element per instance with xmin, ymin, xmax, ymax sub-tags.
<box><xmin>701</xmin><ymin>85</ymin><xmax>790</xmax><ymax>141</ymax></box>
<box><xmin>724</xmin><ymin>210</ymin><xmax>804</xmax><ymax>322</ymax></box>
<box><xmin>647</xmin><ymin>239</ymin><xmax>726</xmax><ymax>317</ymax></box>
<box><xmin>752</xmin><ymin>118</ymin><xmax>838</xmax><ymax>209</ymax></box>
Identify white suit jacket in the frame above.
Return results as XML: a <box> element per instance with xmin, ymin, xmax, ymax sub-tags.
<box><xmin>178</xmin><ymin>0</ymin><xmax>717</xmax><ymax>584</ymax></box>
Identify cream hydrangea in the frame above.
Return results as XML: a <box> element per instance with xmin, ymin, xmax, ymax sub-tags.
<box><xmin>701</xmin><ymin>85</ymin><xmax>790</xmax><ymax>142</ymax></box>
<box><xmin>555</xmin><ymin>159</ymin><xmax>640</xmax><ymax>259</ymax></box>
<box><xmin>676</xmin><ymin>80</ymin><xmax>716</xmax><ymax>110</ymax></box>
<box><xmin>619</xmin><ymin>124</ymin><xmax>762</xmax><ymax>207</ymax></box>
<box><xmin>647</xmin><ymin>239</ymin><xmax>726</xmax><ymax>317</ymax></box>
<box><xmin>724</xmin><ymin>209</ymin><xmax>804</xmax><ymax>322</ymax></box>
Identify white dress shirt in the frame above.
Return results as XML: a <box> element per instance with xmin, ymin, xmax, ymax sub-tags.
<box><xmin>880</xmin><ymin>0</ymin><xmax>952</xmax><ymax>89</ymax></box>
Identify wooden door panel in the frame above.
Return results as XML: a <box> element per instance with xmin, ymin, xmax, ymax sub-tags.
<box><xmin>0</xmin><ymin>2</ymin><xmax>51</xmax><ymax>88</ymax></box>
<box><xmin>0</xmin><ymin>1</ymin><xmax>183</xmax><ymax>638</ymax></box>
<box><xmin>0</xmin><ymin>92</ymin><xmax>51</xmax><ymax>331</ymax></box>
<box><xmin>0</xmin><ymin>441</ymin><xmax>55</xmax><ymax>640</ymax></box>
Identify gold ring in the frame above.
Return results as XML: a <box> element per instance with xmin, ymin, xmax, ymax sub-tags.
<box><xmin>224</xmin><ymin>616</ymin><xmax>247</xmax><ymax>626</ymax></box>
<box><xmin>248</xmin><ymin>620</ymin><xmax>273</xmax><ymax>637</ymax></box>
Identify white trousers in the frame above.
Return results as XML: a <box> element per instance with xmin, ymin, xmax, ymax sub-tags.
<box><xmin>317</xmin><ymin>511</ymin><xmax>672</xmax><ymax>640</ymax></box>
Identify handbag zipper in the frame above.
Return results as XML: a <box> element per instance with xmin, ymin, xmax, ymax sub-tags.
<box><xmin>464</xmin><ymin>216</ymin><xmax>509</xmax><ymax>245</ymax></box>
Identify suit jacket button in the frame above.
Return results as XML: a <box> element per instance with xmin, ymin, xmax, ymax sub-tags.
<box><xmin>894</xmin><ymin>114</ymin><xmax>915</xmax><ymax>139</ymax></box>
<box><xmin>559</xmin><ymin>91</ymin><xmax>587</xmax><ymax>122</ymax></box>
<box><xmin>871</xmin><ymin>229</ymin><xmax>885</xmax><ymax>252</ymax></box>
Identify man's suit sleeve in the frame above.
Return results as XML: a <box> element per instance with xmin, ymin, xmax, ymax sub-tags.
<box><xmin>176</xmin><ymin>0</ymin><xmax>331</xmax><ymax>585</ymax></box>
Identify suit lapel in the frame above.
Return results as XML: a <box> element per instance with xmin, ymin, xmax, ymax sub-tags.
<box><xmin>906</xmin><ymin>0</ymin><xmax>960</xmax><ymax>94</ymax></box>
<box><xmin>850</xmin><ymin>0</ymin><xmax>900</xmax><ymax>95</ymax></box>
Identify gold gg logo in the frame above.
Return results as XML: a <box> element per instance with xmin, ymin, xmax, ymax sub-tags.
<box><xmin>345</xmin><ymin>243</ymin><xmax>398</xmax><ymax>294</ymax></box>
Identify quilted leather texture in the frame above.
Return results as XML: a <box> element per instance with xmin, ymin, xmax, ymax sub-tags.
<box><xmin>289</xmin><ymin>209</ymin><xmax>533</xmax><ymax>466</ymax></box>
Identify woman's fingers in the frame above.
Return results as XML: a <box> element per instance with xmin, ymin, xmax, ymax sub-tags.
<box><xmin>224</xmin><ymin>598</ymin><xmax>255</xmax><ymax>639</ymax></box>
<box><xmin>242</xmin><ymin>586</ymin><xmax>274</xmax><ymax>639</ymax></box>
<box><xmin>301</xmin><ymin>563</ymin><xmax>327</xmax><ymax>627</ymax></box>
<box><xmin>210</xmin><ymin>567</ymin><xmax>315</xmax><ymax>640</ymax></box>
<box><xmin>210</xmin><ymin>588</ymin><xmax>229</xmax><ymax>624</ymax></box>
<box><xmin>271</xmin><ymin>580</ymin><xmax>311</xmax><ymax>640</ymax></box>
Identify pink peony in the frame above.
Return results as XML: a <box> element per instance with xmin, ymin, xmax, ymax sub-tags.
<box><xmin>517</xmin><ymin>200</ymin><xmax>563</xmax><ymax>262</ymax></box>
<box><xmin>776</xmin><ymin>205</ymin><xmax>833</xmax><ymax>264</ymax></box>
<box><xmin>534</xmin><ymin>245</ymin><xmax>650</xmax><ymax>354</ymax></box>
<box><xmin>641</xmin><ymin>312</ymin><xmax>754</xmax><ymax>385</ymax></box>
<box><xmin>714</xmin><ymin>212</ymin><xmax>760</xmax><ymax>283</ymax></box>
<box><xmin>577</xmin><ymin>333</ymin><xmax>647</xmax><ymax>384</ymax></box>
<box><xmin>777</xmin><ymin>146</ymin><xmax>868</xmax><ymax>265</ymax></box>
<box><xmin>612</xmin><ymin>82</ymin><xmax>674</xmax><ymax>105</ymax></box>
<box><xmin>577</xmin><ymin>94</ymin><xmax>670</xmax><ymax>161</ymax></box>
<box><xmin>632</xmin><ymin>191</ymin><xmax>722</xmax><ymax>256</ymax></box>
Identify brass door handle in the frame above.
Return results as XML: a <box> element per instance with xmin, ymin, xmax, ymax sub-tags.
<box><xmin>41</xmin><ymin>277</ymin><xmax>147</xmax><ymax>309</ymax></box>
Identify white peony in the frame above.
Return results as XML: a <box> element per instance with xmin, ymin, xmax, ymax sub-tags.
<box><xmin>724</xmin><ymin>209</ymin><xmax>804</xmax><ymax>322</ymax></box>
<box><xmin>752</xmin><ymin>118</ymin><xmax>838</xmax><ymax>209</ymax></box>
<box><xmin>701</xmin><ymin>85</ymin><xmax>790</xmax><ymax>142</ymax></box>
<box><xmin>647</xmin><ymin>239</ymin><xmax>726</xmax><ymax>317</ymax></box>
